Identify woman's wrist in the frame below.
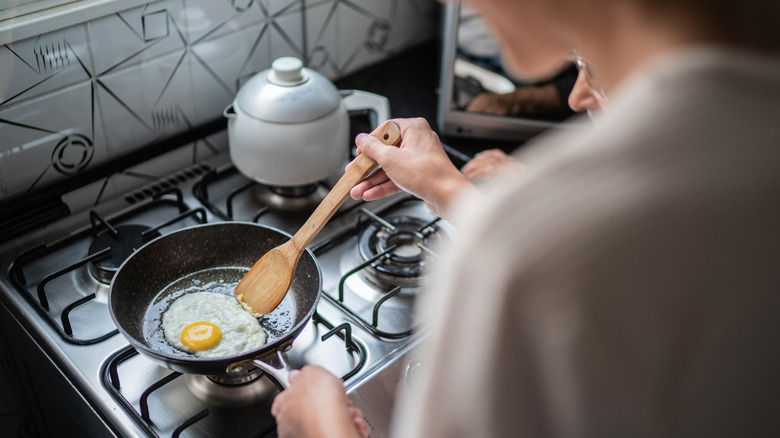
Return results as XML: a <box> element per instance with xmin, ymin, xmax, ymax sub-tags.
<box><xmin>428</xmin><ymin>171</ymin><xmax>476</xmax><ymax>220</ymax></box>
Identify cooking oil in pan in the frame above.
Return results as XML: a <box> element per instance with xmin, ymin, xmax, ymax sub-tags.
<box><xmin>142</xmin><ymin>267</ymin><xmax>296</xmax><ymax>358</ymax></box>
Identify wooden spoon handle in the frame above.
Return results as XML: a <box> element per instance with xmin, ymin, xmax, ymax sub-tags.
<box><xmin>289</xmin><ymin>121</ymin><xmax>401</xmax><ymax>252</ymax></box>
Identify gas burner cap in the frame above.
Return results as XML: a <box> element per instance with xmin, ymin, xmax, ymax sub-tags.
<box><xmin>88</xmin><ymin>224</ymin><xmax>160</xmax><ymax>284</ymax></box>
<box><xmin>358</xmin><ymin>216</ymin><xmax>445</xmax><ymax>289</ymax></box>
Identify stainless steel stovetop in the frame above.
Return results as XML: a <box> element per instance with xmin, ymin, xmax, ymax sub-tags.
<box><xmin>0</xmin><ymin>129</ymin><xmax>454</xmax><ymax>437</ymax></box>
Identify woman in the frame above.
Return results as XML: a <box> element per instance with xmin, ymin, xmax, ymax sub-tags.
<box><xmin>272</xmin><ymin>0</ymin><xmax>780</xmax><ymax>437</ymax></box>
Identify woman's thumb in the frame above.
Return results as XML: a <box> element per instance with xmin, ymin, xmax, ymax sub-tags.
<box><xmin>356</xmin><ymin>132</ymin><xmax>385</xmax><ymax>160</ymax></box>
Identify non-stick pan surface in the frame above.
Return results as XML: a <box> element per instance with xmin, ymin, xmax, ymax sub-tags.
<box><xmin>109</xmin><ymin>222</ymin><xmax>321</xmax><ymax>375</ymax></box>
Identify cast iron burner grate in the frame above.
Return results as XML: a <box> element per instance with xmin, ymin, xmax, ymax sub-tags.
<box><xmin>193</xmin><ymin>165</ymin><xmax>334</xmax><ymax>220</ymax></box>
<box><xmin>313</xmin><ymin>196</ymin><xmax>447</xmax><ymax>339</ymax></box>
<box><xmin>8</xmin><ymin>188</ymin><xmax>206</xmax><ymax>345</ymax></box>
<box><xmin>358</xmin><ymin>215</ymin><xmax>443</xmax><ymax>289</ymax></box>
<box><xmin>87</xmin><ymin>224</ymin><xmax>161</xmax><ymax>284</ymax></box>
<box><xmin>101</xmin><ymin>311</ymin><xmax>365</xmax><ymax>438</ymax></box>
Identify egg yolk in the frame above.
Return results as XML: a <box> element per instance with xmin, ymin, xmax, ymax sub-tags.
<box><xmin>180</xmin><ymin>322</ymin><xmax>222</xmax><ymax>351</ymax></box>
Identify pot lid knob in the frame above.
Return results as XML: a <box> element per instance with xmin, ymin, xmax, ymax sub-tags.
<box><xmin>269</xmin><ymin>57</ymin><xmax>306</xmax><ymax>85</ymax></box>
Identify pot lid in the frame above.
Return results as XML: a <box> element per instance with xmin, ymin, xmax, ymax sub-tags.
<box><xmin>235</xmin><ymin>57</ymin><xmax>341</xmax><ymax>123</ymax></box>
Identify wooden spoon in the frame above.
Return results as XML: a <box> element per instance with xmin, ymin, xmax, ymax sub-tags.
<box><xmin>235</xmin><ymin>120</ymin><xmax>402</xmax><ymax>316</ymax></box>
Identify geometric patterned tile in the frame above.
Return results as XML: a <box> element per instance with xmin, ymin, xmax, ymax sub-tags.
<box><xmin>97</xmin><ymin>49</ymin><xmax>195</xmax><ymax>154</ymax></box>
<box><xmin>87</xmin><ymin>0</ymin><xmax>185</xmax><ymax>75</ymax></box>
<box><xmin>190</xmin><ymin>22</ymin><xmax>272</xmax><ymax>122</ymax></box>
<box><xmin>305</xmin><ymin>0</ymin><xmax>342</xmax><ymax>79</ymax></box>
<box><xmin>306</xmin><ymin>0</ymin><xmax>432</xmax><ymax>79</ymax></box>
<box><xmin>263</xmin><ymin>0</ymin><xmax>305</xmax><ymax>16</ymax></box>
<box><xmin>0</xmin><ymin>24</ymin><xmax>91</xmax><ymax>106</ymax></box>
<box><xmin>0</xmin><ymin>81</ymin><xmax>108</xmax><ymax>202</ymax></box>
<box><xmin>181</xmin><ymin>0</ymin><xmax>268</xmax><ymax>43</ymax></box>
<box><xmin>336</xmin><ymin>0</ymin><xmax>393</xmax><ymax>73</ymax></box>
<box><xmin>269</xmin><ymin>8</ymin><xmax>305</xmax><ymax>62</ymax></box>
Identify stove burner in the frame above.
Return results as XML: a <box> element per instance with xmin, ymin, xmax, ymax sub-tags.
<box><xmin>269</xmin><ymin>184</ymin><xmax>319</xmax><ymax>197</ymax></box>
<box><xmin>87</xmin><ymin>224</ymin><xmax>161</xmax><ymax>283</ymax></box>
<box><xmin>185</xmin><ymin>371</ymin><xmax>278</xmax><ymax>407</ymax></box>
<box><xmin>254</xmin><ymin>183</ymin><xmax>328</xmax><ymax>212</ymax></box>
<box><xmin>358</xmin><ymin>216</ymin><xmax>442</xmax><ymax>289</ymax></box>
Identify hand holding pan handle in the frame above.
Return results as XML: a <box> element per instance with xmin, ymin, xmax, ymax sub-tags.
<box><xmin>253</xmin><ymin>351</ymin><xmax>292</xmax><ymax>389</ymax></box>
<box><xmin>254</xmin><ymin>351</ymin><xmax>351</xmax><ymax>391</ymax></box>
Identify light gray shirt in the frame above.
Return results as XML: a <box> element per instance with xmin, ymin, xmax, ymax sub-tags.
<box><xmin>392</xmin><ymin>47</ymin><xmax>780</xmax><ymax>438</ymax></box>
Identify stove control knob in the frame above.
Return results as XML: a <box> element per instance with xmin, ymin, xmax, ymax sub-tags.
<box><xmin>404</xmin><ymin>359</ymin><xmax>423</xmax><ymax>390</ymax></box>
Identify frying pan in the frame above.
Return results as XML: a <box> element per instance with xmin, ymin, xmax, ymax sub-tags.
<box><xmin>108</xmin><ymin>222</ymin><xmax>321</xmax><ymax>376</ymax></box>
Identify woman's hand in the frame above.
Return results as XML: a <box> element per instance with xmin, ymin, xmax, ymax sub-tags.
<box><xmin>465</xmin><ymin>85</ymin><xmax>562</xmax><ymax>117</ymax></box>
<box><xmin>349</xmin><ymin>118</ymin><xmax>474</xmax><ymax>219</ymax></box>
<box><xmin>271</xmin><ymin>366</ymin><xmax>369</xmax><ymax>438</ymax></box>
<box><xmin>461</xmin><ymin>149</ymin><xmax>523</xmax><ymax>183</ymax></box>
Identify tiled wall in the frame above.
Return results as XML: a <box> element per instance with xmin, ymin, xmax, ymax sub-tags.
<box><xmin>0</xmin><ymin>0</ymin><xmax>438</xmax><ymax>204</ymax></box>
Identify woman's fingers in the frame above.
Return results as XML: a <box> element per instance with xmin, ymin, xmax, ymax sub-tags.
<box><xmin>350</xmin><ymin>170</ymin><xmax>401</xmax><ymax>200</ymax></box>
<box><xmin>462</xmin><ymin>149</ymin><xmax>522</xmax><ymax>182</ymax></box>
<box><xmin>349</xmin><ymin>407</ymin><xmax>372</xmax><ymax>438</ymax></box>
<box><xmin>287</xmin><ymin>369</ymin><xmax>301</xmax><ymax>383</ymax></box>
<box><xmin>362</xmin><ymin>182</ymin><xmax>403</xmax><ymax>201</ymax></box>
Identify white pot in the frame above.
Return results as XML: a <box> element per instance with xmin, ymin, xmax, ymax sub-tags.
<box><xmin>224</xmin><ymin>57</ymin><xmax>390</xmax><ymax>186</ymax></box>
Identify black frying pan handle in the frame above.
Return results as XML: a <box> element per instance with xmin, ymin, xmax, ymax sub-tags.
<box><xmin>253</xmin><ymin>351</ymin><xmax>292</xmax><ymax>389</ymax></box>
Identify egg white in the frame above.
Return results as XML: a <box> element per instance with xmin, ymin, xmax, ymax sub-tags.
<box><xmin>161</xmin><ymin>291</ymin><xmax>267</xmax><ymax>358</ymax></box>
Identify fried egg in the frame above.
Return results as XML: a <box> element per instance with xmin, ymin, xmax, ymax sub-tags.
<box><xmin>161</xmin><ymin>291</ymin><xmax>267</xmax><ymax>358</ymax></box>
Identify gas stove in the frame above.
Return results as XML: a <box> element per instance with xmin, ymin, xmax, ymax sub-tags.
<box><xmin>0</xmin><ymin>122</ymin><xmax>458</xmax><ymax>437</ymax></box>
